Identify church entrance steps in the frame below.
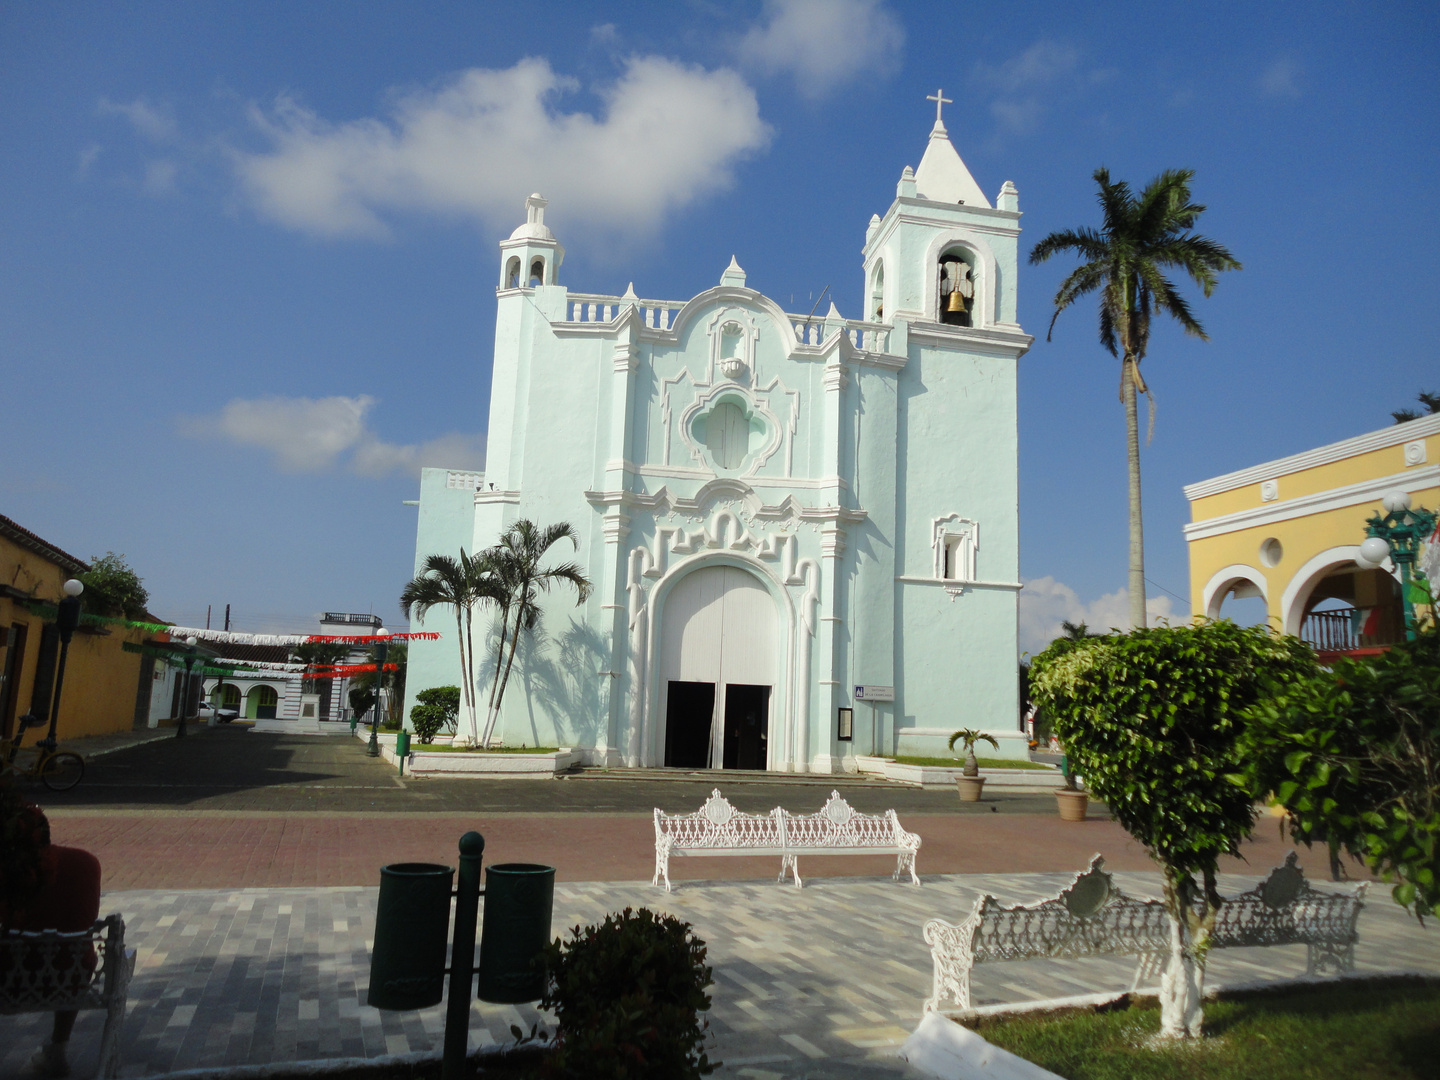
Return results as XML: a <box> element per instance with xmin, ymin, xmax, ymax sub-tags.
<box><xmin>568</xmin><ymin>765</ymin><xmax>901</xmax><ymax>787</ymax></box>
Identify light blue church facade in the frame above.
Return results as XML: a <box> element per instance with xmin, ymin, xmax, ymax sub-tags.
<box><xmin>404</xmin><ymin>114</ymin><xmax>1033</xmax><ymax>772</ymax></box>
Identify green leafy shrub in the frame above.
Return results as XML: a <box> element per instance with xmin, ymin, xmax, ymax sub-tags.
<box><xmin>1240</xmin><ymin>624</ymin><xmax>1440</xmax><ymax>921</ymax></box>
<box><xmin>539</xmin><ymin>907</ymin><xmax>715</xmax><ymax>1079</ymax></box>
<box><xmin>409</xmin><ymin>686</ymin><xmax>460</xmax><ymax>743</ymax></box>
<box><xmin>78</xmin><ymin>552</ymin><xmax>149</xmax><ymax>619</ymax></box>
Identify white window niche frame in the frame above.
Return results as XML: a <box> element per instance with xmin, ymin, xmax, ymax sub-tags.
<box><xmin>706</xmin><ymin>307</ymin><xmax>760</xmax><ymax>384</ymax></box>
<box><xmin>932</xmin><ymin>515</ymin><xmax>979</xmax><ymax>595</ymax></box>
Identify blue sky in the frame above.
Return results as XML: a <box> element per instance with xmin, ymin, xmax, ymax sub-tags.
<box><xmin>2</xmin><ymin>1</ymin><xmax>1436</xmax><ymax>651</ymax></box>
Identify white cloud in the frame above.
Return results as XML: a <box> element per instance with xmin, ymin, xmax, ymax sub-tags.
<box><xmin>231</xmin><ymin>56</ymin><xmax>771</xmax><ymax>239</ymax></box>
<box><xmin>97</xmin><ymin>96</ymin><xmax>177</xmax><ymax>142</ymax></box>
<box><xmin>971</xmin><ymin>41</ymin><xmax>1080</xmax><ymax>133</ymax></box>
<box><xmin>1259</xmin><ymin>56</ymin><xmax>1302</xmax><ymax>99</ymax></box>
<box><xmin>1018</xmin><ymin>576</ymin><xmax>1178</xmax><ymax>657</ymax></box>
<box><xmin>180</xmin><ymin>394</ymin><xmax>484</xmax><ymax>477</ymax></box>
<box><xmin>737</xmin><ymin>0</ymin><xmax>904</xmax><ymax>99</ymax></box>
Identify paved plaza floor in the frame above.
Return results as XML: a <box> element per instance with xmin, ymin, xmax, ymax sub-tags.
<box><xmin>7</xmin><ymin>728</ymin><xmax>1432</xmax><ymax>1078</ymax></box>
<box><xmin>5</xmin><ymin>870</ymin><xmax>1437</xmax><ymax>1080</ymax></box>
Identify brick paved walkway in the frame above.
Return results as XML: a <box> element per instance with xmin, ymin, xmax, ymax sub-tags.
<box><xmin>47</xmin><ymin>808</ymin><xmax>1371</xmax><ymax>891</ymax></box>
<box><xmin>4</xmin><ymin>869</ymin><xmax>1433</xmax><ymax>1080</ymax></box>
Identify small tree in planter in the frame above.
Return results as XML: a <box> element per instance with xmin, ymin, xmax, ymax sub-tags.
<box><xmin>949</xmin><ymin>728</ymin><xmax>999</xmax><ymax>801</ymax></box>
<box><xmin>1029</xmin><ymin>620</ymin><xmax>1317</xmax><ymax>1038</ymax></box>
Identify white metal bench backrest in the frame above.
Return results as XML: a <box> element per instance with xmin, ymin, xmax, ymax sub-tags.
<box><xmin>655</xmin><ymin>789</ymin><xmax>783</xmax><ymax>849</ymax></box>
<box><xmin>966</xmin><ymin>855</ymin><xmax>1170</xmax><ymax>965</ymax></box>
<box><xmin>0</xmin><ymin>913</ymin><xmax>126</xmax><ymax>1013</ymax></box>
<box><xmin>782</xmin><ymin>791</ymin><xmax>909</xmax><ymax>849</ymax></box>
<box><xmin>1210</xmin><ymin>850</ymin><xmax>1367</xmax><ymax>950</ymax></box>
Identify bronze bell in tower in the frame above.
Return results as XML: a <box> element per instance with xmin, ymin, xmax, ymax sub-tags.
<box><xmin>946</xmin><ymin>287</ymin><xmax>967</xmax><ymax>314</ymax></box>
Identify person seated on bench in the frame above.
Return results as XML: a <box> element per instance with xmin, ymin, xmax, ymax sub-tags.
<box><xmin>1</xmin><ymin>783</ymin><xmax>103</xmax><ymax>1079</ymax></box>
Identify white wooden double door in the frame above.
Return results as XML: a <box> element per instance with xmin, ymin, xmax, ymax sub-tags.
<box><xmin>659</xmin><ymin>565</ymin><xmax>777</xmax><ymax>769</ymax></box>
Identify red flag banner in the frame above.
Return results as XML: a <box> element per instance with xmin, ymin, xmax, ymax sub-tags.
<box><xmin>303</xmin><ymin>632</ymin><xmax>440</xmax><ymax>643</ymax></box>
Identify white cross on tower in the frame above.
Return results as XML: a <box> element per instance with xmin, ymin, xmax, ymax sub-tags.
<box><xmin>927</xmin><ymin>88</ymin><xmax>953</xmax><ymax>128</ymax></box>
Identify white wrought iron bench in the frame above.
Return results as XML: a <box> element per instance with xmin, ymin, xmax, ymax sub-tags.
<box><xmin>922</xmin><ymin>852</ymin><xmax>1367</xmax><ymax>1012</ymax></box>
<box><xmin>0</xmin><ymin>913</ymin><xmax>136</xmax><ymax>1079</ymax></box>
<box><xmin>652</xmin><ymin>788</ymin><xmax>922</xmax><ymax>891</ymax></box>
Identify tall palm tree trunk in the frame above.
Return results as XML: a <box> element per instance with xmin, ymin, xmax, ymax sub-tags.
<box><xmin>488</xmin><ymin>607</ymin><xmax>525</xmax><ymax>746</ymax></box>
<box><xmin>1123</xmin><ymin>357</ymin><xmax>1147</xmax><ymax>629</ymax></box>
<box><xmin>478</xmin><ymin>605</ymin><xmax>510</xmax><ymax>749</ymax></box>
<box><xmin>452</xmin><ymin>606</ymin><xmax>476</xmax><ymax>746</ymax></box>
<box><xmin>462</xmin><ymin>601</ymin><xmax>480</xmax><ymax>746</ymax></box>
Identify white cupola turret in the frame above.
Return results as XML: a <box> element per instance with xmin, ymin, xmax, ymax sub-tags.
<box><xmin>498</xmin><ymin>193</ymin><xmax>565</xmax><ymax>290</ymax></box>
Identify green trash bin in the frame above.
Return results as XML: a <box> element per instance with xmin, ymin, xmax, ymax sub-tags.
<box><xmin>368</xmin><ymin>862</ymin><xmax>454</xmax><ymax>1010</ymax></box>
<box><xmin>477</xmin><ymin>863</ymin><xmax>555</xmax><ymax>1004</ymax></box>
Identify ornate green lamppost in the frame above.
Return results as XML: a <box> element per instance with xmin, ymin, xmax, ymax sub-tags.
<box><xmin>1354</xmin><ymin>490</ymin><xmax>1438</xmax><ymax>642</ymax></box>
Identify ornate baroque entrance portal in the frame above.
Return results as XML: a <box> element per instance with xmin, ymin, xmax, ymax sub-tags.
<box><xmin>659</xmin><ymin>565</ymin><xmax>777</xmax><ymax>769</ymax></box>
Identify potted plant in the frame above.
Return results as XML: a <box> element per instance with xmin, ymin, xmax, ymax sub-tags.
<box><xmin>948</xmin><ymin>728</ymin><xmax>999</xmax><ymax>801</ymax></box>
<box><xmin>1055</xmin><ymin>754</ymin><xmax>1088</xmax><ymax>820</ymax></box>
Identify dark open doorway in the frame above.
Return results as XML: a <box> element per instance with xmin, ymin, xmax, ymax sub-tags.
<box><xmin>664</xmin><ymin>681</ymin><xmax>714</xmax><ymax>768</ymax></box>
<box><xmin>723</xmin><ymin>684</ymin><xmax>769</xmax><ymax>770</ymax></box>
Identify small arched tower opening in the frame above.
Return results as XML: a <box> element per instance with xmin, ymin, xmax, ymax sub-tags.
<box><xmin>938</xmin><ymin>251</ymin><xmax>973</xmax><ymax>327</ymax></box>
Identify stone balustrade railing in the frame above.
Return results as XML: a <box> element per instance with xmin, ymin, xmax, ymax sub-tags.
<box><xmin>559</xmin><ymin>294</ymin><xmax>892</xmax><ymax>354</ymax></box>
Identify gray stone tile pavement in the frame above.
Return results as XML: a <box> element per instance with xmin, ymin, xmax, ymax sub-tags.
<box><xmin>4</xmin><ymin>869</ymin><xmax>1435</xmax><ymax>1079</ymax></box>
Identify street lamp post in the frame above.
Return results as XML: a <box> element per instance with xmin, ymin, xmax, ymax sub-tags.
<box><xmin>176</xmin><ymin>636</ymin><xmax>199</xmax><ymax>738</ymax></box>
<box><xmin>366</xmin><ymin>628</ymin><xmax>389</xmax><ymax>758</ymax></box>
<box><xmin>39</xmin><ymin>578</ymin><xmax>84</xmax><ymax>753</ymax></box>
<box><xmin>1354</xmin><ymin>490</ymin><xmax>1438</xmax><ymax>642</ymax></box>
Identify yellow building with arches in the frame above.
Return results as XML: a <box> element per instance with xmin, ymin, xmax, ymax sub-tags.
<box><xmin>1185</xmin><ymin>414</ymin><xmax>1439</xmax><ymax>656</ymax></box>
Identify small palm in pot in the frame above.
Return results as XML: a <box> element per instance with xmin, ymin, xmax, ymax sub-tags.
<box><xmin>948</xmin><ymin>728</ymin><xmax>999</xmax><ymax>776</ymax></box>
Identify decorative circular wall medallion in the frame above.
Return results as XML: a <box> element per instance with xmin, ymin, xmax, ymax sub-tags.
<box><xmin>720</xmin><ymin>356</ymin><xmax>747</xmax><ymax>379</ymax></box>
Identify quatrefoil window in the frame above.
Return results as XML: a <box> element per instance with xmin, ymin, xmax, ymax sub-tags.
<box><xmin>692</xmin><ymin>395</ymin><xmax>767</xmax><ymax>471</ymax></box>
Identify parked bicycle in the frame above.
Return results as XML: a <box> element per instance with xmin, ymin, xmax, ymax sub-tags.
<box><xmin>1</xmin><ymin>714</ymin><xmax>84</xmax><ymax>791</ymax></box>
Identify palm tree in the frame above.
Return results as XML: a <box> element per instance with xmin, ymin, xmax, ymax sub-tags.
<box><xmin>480</xmin><ymin>520</ymin><xmax>592</xmax><ymax>749</ymax></box>
<box><xmin>1030</xmin><ymin>168</ymin><xmax>1240</xmax><ymax>629</ymax></box>
<box><xmin>401</xmin><ymin>551</ymin><xmax>485</xmax><ymax>746</ymax></box>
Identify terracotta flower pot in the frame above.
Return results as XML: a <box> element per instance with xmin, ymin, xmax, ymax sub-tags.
<box><xmin>956</xmin><ymin>776</ymin><xmax>986</xmax><ymax>802</ymax></box>
<box><xmin>1055</xmin><ymin>788</ymin><xmax>1088</xmax><ymax>821</ymax></box>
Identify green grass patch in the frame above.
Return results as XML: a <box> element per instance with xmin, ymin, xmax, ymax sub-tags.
<box><xmin>410</xmin><ymin>742</ymin><xmax>560</xmax><ymax>754</ymax></box>
<box><xmin>894</xmin><ymin>755</ymin><xmax>1054</xmax><ymax>770</ymax></box>
<box><xmin>964</xmin><ymin>977</ymin><xmax>1440</xmax><ymax>1080</ymax></box>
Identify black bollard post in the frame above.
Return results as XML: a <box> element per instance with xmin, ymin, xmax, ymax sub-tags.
<box><xmin>442</xmin><ymin>831</ymin><xmax>484</xmax><ymax>1080</ymax></box>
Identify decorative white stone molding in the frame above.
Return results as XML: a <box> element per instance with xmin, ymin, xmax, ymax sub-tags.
<box><xmin>932</xmin><ymin>514</ymin><xmax>978</xmax><ymax>582</ymax></box>
<box><xmin>1260</xmin><ymin>479</ymin><xmax>1279</xmax><ymax>502</ymax></box>
<box><xmin>1405</xmin><ymin>439</ymin><xmax>1427</xmax><ymax>466</ymax></box>
<box><xmin>446</xmin><ymin>470</ymin><xmax>484</xmax><ymax>490</ymax></box>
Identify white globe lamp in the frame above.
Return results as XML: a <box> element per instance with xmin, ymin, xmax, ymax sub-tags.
<box><xmin>1357</xmin><ymin>536</ymin><xmax>1391</xmax><ymax>568</ymax></box>
<box><xmin>1382</xmin><ymin>490</ymin><xmax>1412</xmax><ymax>514</ymax></box>
<box><xmin>63</xmin><ymin>579</ymin><xmax>84</xmax><ymax>597</ymax></box>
